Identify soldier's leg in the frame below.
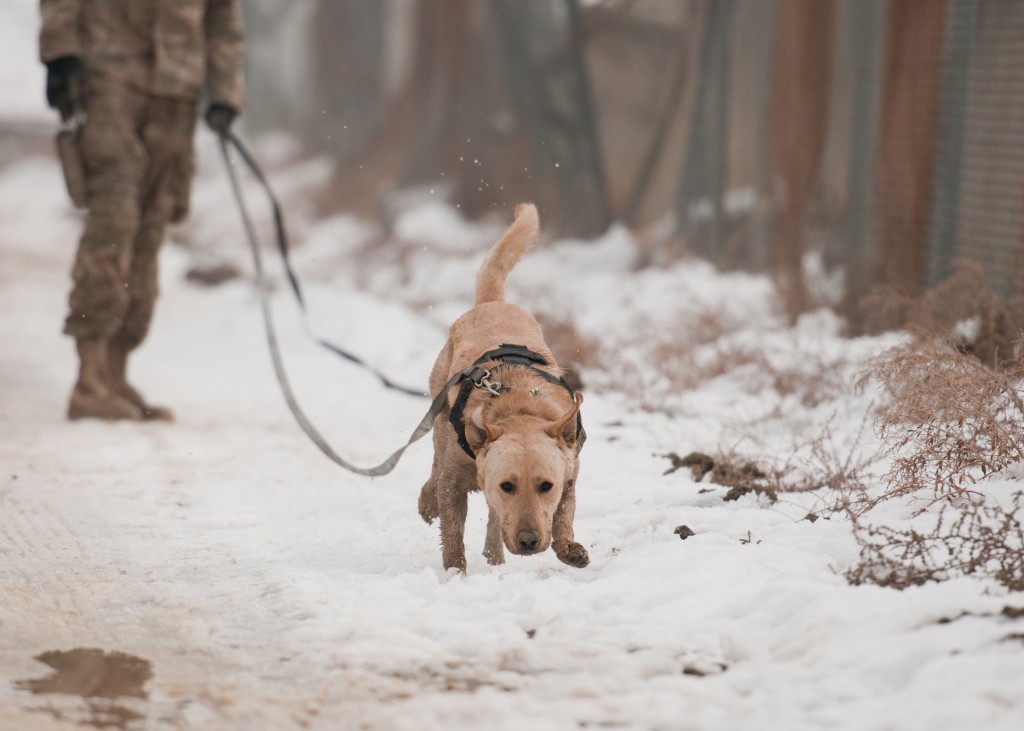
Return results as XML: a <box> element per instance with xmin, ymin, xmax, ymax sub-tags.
<box><xmin>65</xmin><ymin>75</ymin><xmax>148</xmax><ymax>421</ymax></box>
<box><xmin>107</xmin><ymin>192</ymin><xmax>177</xmax><ymax>421</ymax></box>
<box><xmin>108</xmin><ymin>96</ymin><xmax>198</xmax><ymax>421</ymax></box>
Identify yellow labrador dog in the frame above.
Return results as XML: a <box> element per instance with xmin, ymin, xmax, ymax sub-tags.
<box><xmin>418</xmin><ymin>204</ymin><xmax>589</xmax><ymax>573</ymax></box>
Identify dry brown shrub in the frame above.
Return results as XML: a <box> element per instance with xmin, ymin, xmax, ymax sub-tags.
<box><xmin>845</xmin><ymin>492</ymin><xmax>1024</xmax><ymax>591</ymax></box>
<box><xmin>859</xmin><ymin>338</ymin><xmax>1024</xmax><ymax>513</ymax></box>
<box><xmin>791</xmin><ymin>420</ymin><xmax>876</xmax><ymax>499</ymax></box>
<box><xmin>841</xmin><ymin>266</ymin><xmax>1024</xmax><ymax>590</ymax></box>
<box><xmin>861</xmin><ymin>260</ymin><xmax>1024</xmax><ymax>370</ymax></box>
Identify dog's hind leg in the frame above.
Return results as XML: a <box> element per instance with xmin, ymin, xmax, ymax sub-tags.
<box><xmin>483</xmin><ymin>505</ymin><xmax>505</xmax><ymax>565</ymax></box>
<box><xmin>552</xmin><ymin>467</ymin><xmax>589</xmax><ymax>568</ymax></box>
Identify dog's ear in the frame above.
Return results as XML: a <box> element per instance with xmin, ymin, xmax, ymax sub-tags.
<box><xmin>546</xmin><ymin>391</ymin><xmax>583</xmax><ymax>447</ymax></box>
<box><xmin>466</xmin><ymin>405</ymin><xmax>502</xmax><ymax>454</ymax></box>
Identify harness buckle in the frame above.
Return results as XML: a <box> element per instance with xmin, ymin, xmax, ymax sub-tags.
<box><xmin>472</xmin><ymin>368</ymin><xmax>503</xmax><ymax>397</ymax></box>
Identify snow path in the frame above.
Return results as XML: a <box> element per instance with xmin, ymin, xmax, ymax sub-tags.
<box><xmin>5</xmin><ymin>2</ymin><xmax>1024</xmax><ymax>728</ymax></box>
<box><xmin>1</xmin><ymin>144</ymin><xmax>1022</xmax><ymax>731</ymax></box>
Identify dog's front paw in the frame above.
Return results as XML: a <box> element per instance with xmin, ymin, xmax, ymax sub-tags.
<box><xmin>555</xmin><ymin>540</ymin><xmax>589</xmax><ymax>568</ymax></box>
<box><xmin>483</xmin><ymin>544</ymin><xmax>505</xmax><ymax>566</ymax></box>
<box><xmin>443</xmin><ymin>557</ymin><xmax>468</xmax><ymax>574</ymax></box>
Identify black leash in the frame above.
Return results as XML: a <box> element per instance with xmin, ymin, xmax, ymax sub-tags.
<box><xmin>218</xmin><ymin>129</ymin><xmax>457</xmax><ymax>476</ymax></box>
<box><xmin>218</xmin><ymin>129</ymin><xmax>427</xmax><ymax>398</ymax></box>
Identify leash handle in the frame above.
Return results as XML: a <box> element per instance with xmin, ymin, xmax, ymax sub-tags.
<box><xmin>219</xmin><ymin>132</ymin><xmax>449</xmax><ymax>476</ymax></box>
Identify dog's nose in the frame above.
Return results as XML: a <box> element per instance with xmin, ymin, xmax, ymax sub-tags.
<box><xmin>516</xmin><ymin>529</ymin><xmax>540</xmax><ymax>552</ymax></box>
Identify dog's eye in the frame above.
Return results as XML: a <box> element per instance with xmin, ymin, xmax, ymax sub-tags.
<box><xmin>538</xmin><ymin>481</ymin><xmax>554</xmax><ymax>493</ymax></box>
<box><xmin>500</xmin><ymin>481</ymin><xmax>516</xmax><ymax>494</ymax></box>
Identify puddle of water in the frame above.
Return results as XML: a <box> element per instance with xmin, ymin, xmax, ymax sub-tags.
<box><xmin>15</xmin><ymin>648</ymin><xmax>153</xmax><ymax>730</ymax></box>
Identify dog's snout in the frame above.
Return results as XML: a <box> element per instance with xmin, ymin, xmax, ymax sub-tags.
<box><xmin>516</xmin><ymin>529</ymin><xmax>540</xmax><ymax>552</ymax></box>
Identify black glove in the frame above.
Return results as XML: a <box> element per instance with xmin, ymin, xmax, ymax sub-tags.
<box><xmin>205</xmin><ymin>103</ymin><xmax>238</xmax><ymax>134</ymax></box>
<box><xmin>45</xmin><ymin>56</ymin><xmax>86</xmax><ymax>121</ymax></box>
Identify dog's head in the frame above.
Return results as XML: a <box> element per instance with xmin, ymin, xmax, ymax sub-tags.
<box><xmin>466</xmin><ymin>391</ymin><xmax>582</xmax><ymax>556</ymax></box>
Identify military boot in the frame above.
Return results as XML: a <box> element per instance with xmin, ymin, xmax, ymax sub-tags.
<box><xmin>107</xmin><ymin>334</ymin><xmax>174</xmax><ymax>421</ymax></box>
<box><xmin>68</xmin><ymin>337</ymin><xmax>144</xmax><ymax>421</ymax></box>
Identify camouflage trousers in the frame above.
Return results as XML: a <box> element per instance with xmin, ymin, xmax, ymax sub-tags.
<box><xmin>64</xmin><ymin>72</ymin><xmax>197</xmax><ymax>347</ymax></box>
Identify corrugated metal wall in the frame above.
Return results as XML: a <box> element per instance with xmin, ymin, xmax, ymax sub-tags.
<box><xmin>672</xmin><ymin>0</ymin><xmax>1024</xmax><ymax>313</ymax></box>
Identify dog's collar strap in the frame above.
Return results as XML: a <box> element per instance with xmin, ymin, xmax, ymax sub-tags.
<box><xmin>449</xmin><ymin>343</ymin><xmax>586</xmax><ymax>460</ymax></box>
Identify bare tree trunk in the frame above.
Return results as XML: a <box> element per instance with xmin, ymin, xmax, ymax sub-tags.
<box><xmin>767</xmin><ymin>0</ymin><xmax>838</xmax><ymax>316</ymax></box>
<box><xmin>623</xmin><ymin>5</ymin><xmax>700</xmax><ymax>227</ymax></box>
<box><xmin>317</xmin><ymin>1</ymin><xmax>440</xmax><ymax>217</ymax></box>
<box><xmin>565</xmin><ymin>0</ymin><xmax>612</xmax><ymax>233</ymax></box>
<box><xmin>310</xmin><ymin>0</ymin><xmax>614</xmax><ymax>236</ymax></box>
<box><xmin>677</xmin><ymin>0</ymin><xmax>733</xmax><ymax>256</ymax></box>
<box><xmin>490</xmin><ymin>0</ymin><xmax>612</xmax><ymax>236</ymax></box>
<box><xmin>309</xmin><ymin>1</ymin><xmax>387</xmax><ymax>159</ymax></box>
<box><xmin>398</xmin><ymin>0</ymin><xmax>472</xmax><ymax>187</ymax></box>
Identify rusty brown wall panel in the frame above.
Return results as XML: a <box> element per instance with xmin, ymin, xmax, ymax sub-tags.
<box><xmin>874</xmin><ymin>0</ymin><xmax>947</xmax><ymax>294</ymax></box>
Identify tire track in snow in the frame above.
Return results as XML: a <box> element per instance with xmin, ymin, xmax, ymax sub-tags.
<box><xmin>0</xmin><ymin>488</ymin><xmax>125</xmax><ymax>696</ymax></box>
<box><xmin>0</xmin><ymin>493</ymin><xmax>110</xmax><ymax>646</ymax></box>
<box><xmin>0</xmin><ymin>490</ymin><xmax>86</xmax><ymax>570</ymax></box>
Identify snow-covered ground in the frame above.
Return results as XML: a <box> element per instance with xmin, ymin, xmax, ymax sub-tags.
<box><xmin>3</xmin><ymin>3</ymin><xmax>1024</xmax><ymax>730</ymax></box>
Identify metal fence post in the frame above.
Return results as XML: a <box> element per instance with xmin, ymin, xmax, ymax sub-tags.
<box><xmin>927</xmin><ymin>0</ymin><xmax>979</xmax><ymax>287</ymax></box>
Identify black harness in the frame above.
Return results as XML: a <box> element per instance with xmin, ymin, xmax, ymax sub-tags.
<box><xmin>448</xmin><ymin>344</ymin><xmax>586</xmax><ymax>459</ymax></box>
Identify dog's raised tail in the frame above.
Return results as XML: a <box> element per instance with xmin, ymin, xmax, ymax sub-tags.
<box><xmin>474</xmin><ymin>203</ymin><xmax>539</xmax><ymax>306</ymax></box>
